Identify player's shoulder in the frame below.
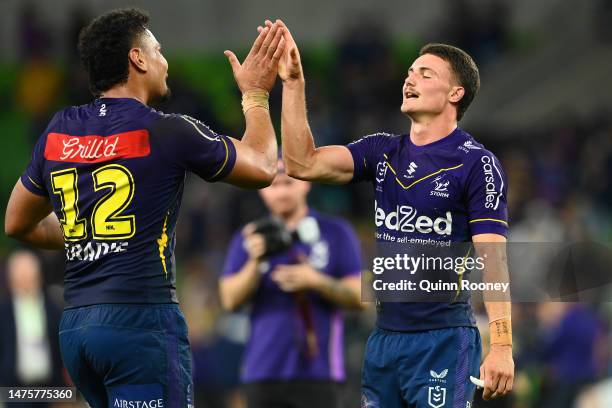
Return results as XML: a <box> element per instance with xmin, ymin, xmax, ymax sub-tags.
<box><xmin>453</xmin><ymin>128</ymin><xmax>502</xmax><ymax>166</ymax></box>
<box><xmin>150</xmin><ymin>113</ymin><xmax>220</xmax><ymax>139</ymax></box>
<box><xmin>51</xmin><ymin>99</ymin><xmax>160</xmax><ymax>130</ymax></box>
<box><xmin>348</xmin><ymin>131</ymin><xmax>402</xmax><ymax>148</ymax></box>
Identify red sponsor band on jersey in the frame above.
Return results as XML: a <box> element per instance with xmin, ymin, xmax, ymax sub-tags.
<box><xmin>44</xmin><ymin>130</ymin><xmax>150</xmax><ymax>163</ymax></box>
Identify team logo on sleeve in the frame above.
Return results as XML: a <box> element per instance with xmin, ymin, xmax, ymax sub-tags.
<box><xmin>458</xmin><ymin>140</ymin><xmax>482</xmax><ymax>153</ymax></box>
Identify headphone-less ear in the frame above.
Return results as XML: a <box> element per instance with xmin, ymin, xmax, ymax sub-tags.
<box><xmin>128</xmin><ymin>48</ymin><xmax>147</xmax><ymax>73</ymax></box>
<box><xmin>450</xmin><ymin>87</ymin><xmax>465</xmax><ymax>103</ymax></box>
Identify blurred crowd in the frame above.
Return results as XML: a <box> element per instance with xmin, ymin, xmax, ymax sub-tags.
<box><xmin>1</xmin><ymin>2</ymin><xmax>611</xmax><ymax>408</ymax></box>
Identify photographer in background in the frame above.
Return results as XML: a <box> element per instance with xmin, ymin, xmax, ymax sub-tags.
<box><xmin>219</xmin><ymin>159</ymin><xmax>363</xmax><ymax>408</ymax></box>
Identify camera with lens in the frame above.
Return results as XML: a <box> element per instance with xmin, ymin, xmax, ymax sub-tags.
<box><xmin>250</xmin><ymin>215</ymin><xmax>321</xmax><ymax>257</ymax></box>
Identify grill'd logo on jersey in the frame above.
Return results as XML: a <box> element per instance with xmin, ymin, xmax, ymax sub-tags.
<box><xmin>45</xmin><ymin>130</ymin><xmax>150</xmax><ymax>163</ymax></box>
<box><xmin>481</xmin><ymin>156</ymin><xmax>501</xmax><ymax>209</ymax></box>
<box><xmin>374</xmin><ymin>200</ymin><xmax>452</xmax><ymax>235</ymax></box>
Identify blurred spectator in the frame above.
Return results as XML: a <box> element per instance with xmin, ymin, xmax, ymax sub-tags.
<box><xmin>0</xmin><ymin>250</ymin><xmax>64</xmax><ymax>390</ymax></box>
<box><xmin>219</xmin><ymin>160</ymin><xmax>363</xmax><ymax>408</ymax></box>
<box><xmin>15</xmin><ymin>4</ymin><xmax>62</xmax><ymax>145</ymax></box>
<box><xmin>65</xmin><ymin>5</ymin><xmax>93</xmax><ymax>106</ymax></box>
<box><xmin>535</xmin><ymin>303</ymin><xmax>606</xmax><ymax>408</ymax></box>
<box><xmin>440</xmin><ymin>0</ymin><xmax>510</xmax><ymax>65</ymax></box>
<box><xmin>18</xmin><ymin>3</ymin><xmax>51</xmax><ymax>61</ymax></box>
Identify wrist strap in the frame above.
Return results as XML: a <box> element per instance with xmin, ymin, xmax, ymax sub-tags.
<box><xmin>242</xmin><ymin>90</ymin><xmax>269</xmax><ymax>113</ymax></box>
<box><xmin>489</xmin><ymin>317</ymin><xmax>512</xmax><ymax>346</ymax></box>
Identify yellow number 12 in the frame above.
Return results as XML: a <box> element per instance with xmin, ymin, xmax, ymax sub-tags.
<box><xmin>51</xmin><ymin>165</ymin><xmax>136</xmax><ymax>241</ymax></box>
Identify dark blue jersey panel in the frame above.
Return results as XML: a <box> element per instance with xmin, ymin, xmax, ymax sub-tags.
<box><xmin>21</xmin><ymin>98</ymin><xmax>236</xmax><ymax>307</ymax></box>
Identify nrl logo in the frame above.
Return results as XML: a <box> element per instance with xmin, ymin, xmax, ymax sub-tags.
<box><xmin>428</xmin><ymin>386</ymin><xmax>447</xmax><ymax>408</ymax></box>
<box><xmin>375</xmin><ymin>161</ymin><xmax>388</xmax><ymax>184</ymax></box>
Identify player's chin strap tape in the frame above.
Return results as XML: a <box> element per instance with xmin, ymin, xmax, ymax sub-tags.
<box><xmin>489</xmin><ymin>316</ymin><xmax>512</xmax><ymax>346</ymax></box>
<box><xmin>242</xmin><ymin>90</ymin><xmax>270</xmax><ymax>113</ymax></box>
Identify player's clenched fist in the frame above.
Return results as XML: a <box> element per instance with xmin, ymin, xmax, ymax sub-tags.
<box><xmin>480</xmin><ymin>344</ymin><xmax>514</xmax><ymax>400</ymax></box>
<box><xmin>224</xmin><ymin>20</ymin><xmax>286</xmax><ymax>93</ymax></box>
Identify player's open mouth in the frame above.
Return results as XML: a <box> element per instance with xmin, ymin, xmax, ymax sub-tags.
<box><xmin>405</xmin><ymin>91</ymin><xmax>419</xmax><ymax>99</ymax></box>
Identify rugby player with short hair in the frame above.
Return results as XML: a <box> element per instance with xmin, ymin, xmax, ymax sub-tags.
<box><xmin>5</xmin><ymin>8</ymin><xmax>285</xmax><ymax>407</ymax></box>
<box><xmin>271</xmin><ymin>20</ymin><xmax>514</xmax><ymax>407</ymax></box>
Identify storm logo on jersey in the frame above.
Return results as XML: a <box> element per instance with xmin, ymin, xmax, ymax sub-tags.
<box><xmin>374</xmin><ymin>200</ymin><xmax>452</xmax><ymax>235</ymax></box>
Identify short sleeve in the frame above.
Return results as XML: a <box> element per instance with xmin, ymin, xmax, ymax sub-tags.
<box><xmin>465</xmin><ymin>152</ymin><xmax>509</xmax><ymax>237</ymax></box>
<box><xmin>222</xmin><ymin>231</ymin><xmax>249</xmax><ymax>277</ymax></box>
<box><xmin>154</xmin><ymin>114</ymin><xmax>237</xmax><ymax>182</ymax></box>
<box><xmin>346</xmin><ymin>133</ymin><xmax>396</xmax><ymax>183</ymax></box>
<box><xmin>20</xmin><ymin>134</ymin><xmax>48</xmax><ymax>196</ymax></box>
<box><xmin>332</xmin><ymin>221</ymin><xmax>362</xmax><ymax>278</ymax></box>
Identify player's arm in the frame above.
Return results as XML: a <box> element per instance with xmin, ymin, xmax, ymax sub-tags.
<box><xmin>219</xmin><ymin>228</ymin><xmax>265</xmax><ymax>311</ymax></box>
<box><xmin>266</xmin><ymin>20</ymin><xmax>354</xmax><ymax>184</ymax></box>
<box><xmin>5</xmin><ymin>179</ymin><xmax>64</xmax><ymax>250</ymax></box>
<box><xmin>472</xmin><ymin>233</ymin><xmax>514</xmax><ymax>400</ymax></box>
<box><xmin>222</xmin><ymin>21</ymin><xmax>286</xmax><ymax>188</ymax></box>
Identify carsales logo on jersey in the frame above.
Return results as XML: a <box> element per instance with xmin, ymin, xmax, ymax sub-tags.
<box><xmin>481</xmin><ymin>156</ymin><xmax>500</xmax><ymax>209</ymax></box>
<box><xmin>375</xmin><ymin>200</ymin><xmax>452</xmax><ymax>235</ymax></box>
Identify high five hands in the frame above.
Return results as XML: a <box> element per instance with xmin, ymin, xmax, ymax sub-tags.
<box><xmin>224</xmin><ymin>20</ymin><xmax>286</xmax><ymax>93</ymax></box>
<box><xmin>258</xmin><ymin>19</ymin><xmax>304</xmax><ymax>84</ymax></box>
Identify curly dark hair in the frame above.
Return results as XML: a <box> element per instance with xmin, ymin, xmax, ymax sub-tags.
<box><xmin>78</xmin><ymin>8</ymin><xmax>149</xmax><ymax>96</ymax></box>
<box><xmin>419</xmin><ymin>43</ymin><xmax>480</xmax><ymax>121</ymax></box>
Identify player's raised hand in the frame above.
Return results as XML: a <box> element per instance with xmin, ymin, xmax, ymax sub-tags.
<box><xmin>224</xmin><ymin>21</ymin><xmax>285</xmax><ymax>93</ymax></box>
<box><xmin>259</xmin><ymin>19</ymin><xmax>303</xmax><ymax>83</ymax></box>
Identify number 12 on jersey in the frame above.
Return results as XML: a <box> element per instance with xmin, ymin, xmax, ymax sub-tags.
<box><xmin>50</xmin><ymin>164</ymin><xmax>136</xmax><ymax>241</ymax></box>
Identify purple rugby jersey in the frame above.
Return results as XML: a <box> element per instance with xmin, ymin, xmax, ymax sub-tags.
<box><xmin>347</xmin><ymin>127</ymin><xmax>508</xmax><ymax>332</ymax></box>
<box><xmin>222</xmin><ymin>210</ymin><xmax>361</xmax><ymax>383</ymax></box>
<box><xmin>21</xmin><ymin>97</ymin><xmax>236</xmax><ymax>307</ymax></box>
